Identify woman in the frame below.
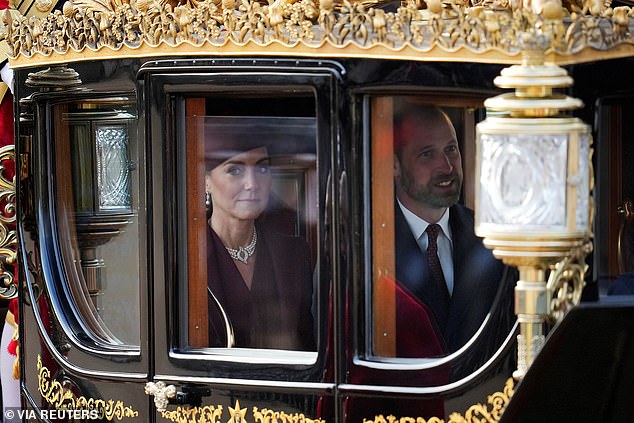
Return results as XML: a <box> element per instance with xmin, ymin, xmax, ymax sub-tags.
<box><xmin>205</xmin><ymin>120</ymin><xmax>315</xmax><ymax>351</ymax></box>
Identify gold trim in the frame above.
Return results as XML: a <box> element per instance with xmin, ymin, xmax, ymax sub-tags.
<box><xmin>6</xmin><ymin>41</ymin><xmax>527</xmax><ymax>68</ymax></box>
<box><xmin>362</xmin><ymin>378</ymin><xmax>515</xmax><ymax>423</ymax></box>
<box><xmin>546</xmin><ymin>240</ymin><xmax>592</xmax><ymax>323</ymax></box>
<box><xmin>157</xmin><ymin>400</ymin><xmax>327</xmax><ymax>423</ymax></box>
<box><xmin>0</xmin><ymin>144</ymin><xmax>17</xmax><ymax>300</ymax></box>
<box><xmin>160</xmin><ymin>404</ymin><xmax>224</xmax><ymax>423</ymax></box>
<box><xmin>4</xmin><ymin>0</ymin><xmax>634</xmax><ymax>68</ymax></box>
<box><xmin>37</xmin><ymin>355</ymin><xmax>140</xmax><ymax>420</ymax></box>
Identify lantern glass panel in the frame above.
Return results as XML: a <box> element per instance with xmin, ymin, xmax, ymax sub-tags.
<box><xmin>478</xmin><ymin>133</ymin><xmax>568</xmax><ymax>231</ymax></box>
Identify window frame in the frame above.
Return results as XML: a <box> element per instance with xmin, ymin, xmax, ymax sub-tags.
<box><xmin>144</xmin><ymin>61</ymin><xmax>339</xmax><ymax>380</ymax></box>
<box><xmin>27</xmin><ymin>90</ymin><xmax>148</xmax><ymax>376</ymax></box>
<box><xmin>354</xmin><ymin>92</ymin><xmax>517</xmax><ymax>377</ymax></box>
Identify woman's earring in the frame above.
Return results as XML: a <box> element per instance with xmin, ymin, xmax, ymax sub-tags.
<box><xmin>205</xmin><ymin>192</ymin><xmax>213</xmax><ymax>219</ymax></box>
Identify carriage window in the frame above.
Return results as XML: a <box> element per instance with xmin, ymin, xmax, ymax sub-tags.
<box><xmin>369</xmin><ymin>96</ymin><xmax>513</xmax><ymax>365</ymax></box>
<box><xmin>181</xmin><ymin>96</ymin><xmax>318</xmax><ymax>352</ymax></box>
<box><xmin>52</xmin><ymin>98</ymin><xmax>141</xmax><ymax>346</ymax></box>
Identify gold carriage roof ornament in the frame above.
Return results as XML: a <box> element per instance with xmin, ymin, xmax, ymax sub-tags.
<box><xmin>1</xmin><ymin>0</ymin><xmax>634</xmax><ymax>67</ymax></box>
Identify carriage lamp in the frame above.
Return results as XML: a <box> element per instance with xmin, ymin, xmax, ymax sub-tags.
<box><xmin>63</xmin><ymin>100</ymin><xmax>135</xmax><ymax>309</ymax></box>
<box><xmin>474</xmin><ymin>34</ymin><xmax>593</xmax><ymax>379</ymax></box>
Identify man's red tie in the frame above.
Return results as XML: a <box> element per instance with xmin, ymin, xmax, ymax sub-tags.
<box><xmin>426</xmin><ymin>224</ymin><xmax>451</xmax><ymax>326</ymax></box>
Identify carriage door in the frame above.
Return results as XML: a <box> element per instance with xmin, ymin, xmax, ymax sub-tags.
<box><xmin>17</xmin><ymin>79</ymin><xmax>151</xmax><ymax>420</ymax></box>
<box><xmin>142</xmin><ymin>59</ymin><xmax>340</xmax><ymax>423</ymax></box>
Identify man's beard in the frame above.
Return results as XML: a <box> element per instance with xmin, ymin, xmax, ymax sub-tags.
<box><xmin>399</xmin><ymin>168</ymin><xmax>463</xmax><ymax>209</ymax></box>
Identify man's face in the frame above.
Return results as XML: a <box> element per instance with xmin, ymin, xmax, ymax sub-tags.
<box><xmin>394</xmin><ymin>114</ymin><xmax>463</xmax><ymax>216</ymax></box>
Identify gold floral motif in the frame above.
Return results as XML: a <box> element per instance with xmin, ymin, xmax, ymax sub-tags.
<box><xmin>37</xmin><ymin>355</ymin><xmax>140</xmax><ymax>420</ymax></box>
<box><xmin>362</xmin><ymin>378</ymin><xmax>515</xmax><ymax>423</ymax></box>
<box><xmin>160</xmin><ymin>404</ymin><xmax>224</xmax><ymax>422</ymax></box>
<box><xmin>253</xmin><ymin>407</ymin><xmax>326</xmax><ymax>423</ymax></box>
<box><xmin>2</xmin><ymin>0</ymin><xmax>634</xmax><ymax>66</ymax></box>
<box><xmin>157</xmin><ymin>401</ymin><xmax>327</xmax><ymax>423</ymax></box>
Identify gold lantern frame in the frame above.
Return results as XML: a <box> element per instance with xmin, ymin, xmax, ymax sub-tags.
<box><xmin>475</xmin><ymin>36</ymin><xmax>594</xmax><ymax>378</ymax></box>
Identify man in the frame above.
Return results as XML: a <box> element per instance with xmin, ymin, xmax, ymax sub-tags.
<box><xmin>393</xmin><ymin>102</ymin><xmax>513</xmax><ymax>354</ymax></box>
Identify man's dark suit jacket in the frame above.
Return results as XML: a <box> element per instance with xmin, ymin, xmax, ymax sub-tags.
<box><xmin>395</xmin><ymin>202</ymin><xmax>507</xmax><ymax>353</ymax></box>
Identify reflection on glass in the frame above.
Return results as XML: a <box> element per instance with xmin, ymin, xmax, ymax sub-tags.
<box><xmin>54</xmin><ymin>99</ymin><xmax>141</xmax><ymax>346</ymax></box>
<box><xmin>96</xmin><ymin>126</ymin><xmax>132</xmax><ymax>211</ymax></box>
<box><xmin>183</xmin><ymin>102</ymin><xmax>318</xmax><ymax>352</ymax></box>
<box><xmin>576</xmin><ymin>133</ymin><xmax>591</xmax><ymax>231</ymax></box>
<box><xmin>369</xmin><ymin>96</ymin><xmax>515</xmax><ymax>377</ymax></box>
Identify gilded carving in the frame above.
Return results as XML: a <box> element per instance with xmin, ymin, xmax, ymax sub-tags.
<box><xmin>37</xmin><ymin>355</ymin><xmax>140</xmax><ymax>420</ymax></box>
<box><xmin>362</xmin><ymin>378</ymin><xmax>515</xmax><ymax>423</ymax></box>
<box><xmin>0</xmin><ymin>144</ymin><xmax>17</xmax><ymax>300</ymax></box>
<box><xmin>151</xmin><ymin>399</ymin><xmax>327</xmax><ymax>423</ymax></box>
<box><xmin>546</xmin><ymin>240</ymin><xmax>593</xmax><ymax>323</ymax></box>
<box><xmin>2</xmin><ymin>0</ymin><xmax>634</xmax><ymax>65</ymax></box>
<box><xmin>160</xmin><ymin>404</ymin><xmax>224</xmax><ymax>422</ymax></box>
<box><xmin>253</xmin><ymin>406</ymin><xmax>326</xmax><ymax>423</ymax></box>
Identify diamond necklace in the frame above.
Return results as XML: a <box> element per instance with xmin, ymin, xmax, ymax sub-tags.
<box><xmin>225</xmin><ymin>227</ymin><xmax>257</xmax><ymax>264</ymax></box>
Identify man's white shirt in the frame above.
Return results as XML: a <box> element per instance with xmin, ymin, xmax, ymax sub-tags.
<box><xmin>397</xmin><ymin>198</ymin><xmax>454</xmax><ymax>296</ymax></box>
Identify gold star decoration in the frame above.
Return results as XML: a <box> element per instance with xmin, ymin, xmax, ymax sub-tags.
<box><xmin>228</xmin><ymin>400</ymin><xmax>248</xmax><ymax>423</ymax></box>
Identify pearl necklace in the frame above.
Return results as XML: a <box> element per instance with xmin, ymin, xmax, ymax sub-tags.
<box><xmin>225</xmin><ymin>227</ymin><xmax>257</xmax><ymax>264</ymax></box>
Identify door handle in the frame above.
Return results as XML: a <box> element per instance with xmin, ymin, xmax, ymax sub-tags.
<box><xmin>145</xmin><ymin>381</ymin><xmax>176</xmax><ymax>412</ymax></box>
<box><xmin>146</xmin><ymin>381</ymin><xmax>212</xmax><ymax>412</ymax></box>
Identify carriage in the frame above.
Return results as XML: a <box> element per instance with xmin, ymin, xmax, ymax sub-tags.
<box><xmin>0</xmin><ymin>0</ymin><xmax>634</xmax><ymax>420</ymax></box>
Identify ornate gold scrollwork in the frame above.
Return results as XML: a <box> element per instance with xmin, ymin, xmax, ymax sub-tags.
<box><xmin>2</xmin><ymin>0</ymin><xmax>634</xmax><ymax>65</ymax></box>
<box><xmin>150</xmin><ymin>398</ymin><xmax>327</xmax><ymax>423</ymax></box>
<box><xmin>37</xmin><ymin>355</ymin><xmax>140</xmax><ymax>419</ymax></box>
<box><xmin>0</xmin><ymin>144</ymin><xmax>17</xmax><ymax>300</ymax></box>
<box><xmin>160</xmin><ymin>403</ymin><xmax>224</xmax><ymax>423</ymax></box>
<box><xmin>546</xmin><ymin>241</ymin><xmax>592</xmax><ymax>324</ymax></box>
<box><xmin>362</xmin><ymin>378</ymin><xmax>515</xmax><ymax>423</ymax></box>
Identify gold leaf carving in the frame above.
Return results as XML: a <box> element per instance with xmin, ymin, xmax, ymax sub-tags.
<box><xmin>160</xmin><ymin>404</ymin><xmax>224</xmax><ymax>422</ymax></box>
<box><xmin>546</xmin><ymin>240</ymin><xmax>592</xmax><ymax>324</ymax></box>
<box><xmin>34</xmin><ymin>0</ymin><xmax>55</xmax><ymax>12</ymax></box>
<box><xmin>253</xmin><ymin>407</ymin><xmax>326</xmax><ymax>423</ymax></box>
<box><xmin>157</xmin><ymin>402</ymin><xmax>327</xmax><ymax>423</ymax></box>
<box><xmin>362</xmin><ymin>378</ymin><xmax>515</xmax><ymax>423</ymax></box>
<box><xmin>37</xmin><ymin>355</ymin><xmax>140</xmax><ymax>420</ymax></box>
<box><xmin>0</xmin><ymin>144</ymin><xmax>17</xmax><ymax>300</ymax></box>
<box><xmin>3</xmin><ymin>0</ymin><xmax>634</xmax><ymax>65</ymax></box>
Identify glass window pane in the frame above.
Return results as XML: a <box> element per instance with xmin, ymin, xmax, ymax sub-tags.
<box><xmin>53</xmin><ymin>99</ymin><xmax>141</xmax><ymax>347</ymax></box>
<box><xmin>369</xmin><ymin>96</ymin><xmax>513</xmax><ymax>368</ymax></box>
<box><xmin>181</xmin><ymin>96</ymin><xmax>318</xmax><ymax>353</ymax></box>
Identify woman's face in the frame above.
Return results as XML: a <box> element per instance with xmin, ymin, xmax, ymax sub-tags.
<box><xmin>206</xmin><ymin>146</ymin><xmax>272</xmax><ymax>222</ymax></box>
